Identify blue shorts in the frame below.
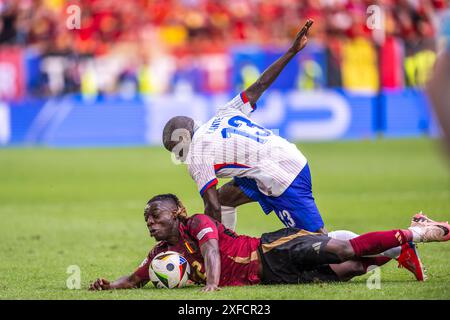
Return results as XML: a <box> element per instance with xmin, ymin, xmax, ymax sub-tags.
<box><xmin>234</xmin><ymin>164</ymin><xmax>324</xmax><ymax>232</ymax></box>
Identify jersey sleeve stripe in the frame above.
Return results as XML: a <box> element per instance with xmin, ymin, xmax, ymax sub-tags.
<box><xmin>214</xmin><ymin>162</ymin><xmax>251</xmax><ymax>172</ymax></box>
<box><xmin>199</xmin><ymin>178</ymin><xmax>218</xmax><ymax>196</ymax></box>
<box><xmin>240</xmin><ymin>91</ymin><xmax>257</xmax><ymax>111</ymax></box>
<box><xmin>240</xmin><ymin>91</ymin><xmax>249</xmax><ymax>104</ymax></box>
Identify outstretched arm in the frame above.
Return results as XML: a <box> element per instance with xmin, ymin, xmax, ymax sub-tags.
<box><xmin>244</xmin><ymin>19</ymin><xmax>314</xmax><ymax>106</ymax></box>
<box><xmin>89</xmin><ymin>274</ymin><xmax>147</xmax><ymax>291</ymax></box>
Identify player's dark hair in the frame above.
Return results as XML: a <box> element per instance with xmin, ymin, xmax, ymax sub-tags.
<box><xmin>144</xmin><ymin>193</ymin><xmax>188</xmax><ymax>220</ymax></box>
<box><xmin>162</xmin><ymin>116</ymin><xmax>195</xmax><ymax>151</ymax></box>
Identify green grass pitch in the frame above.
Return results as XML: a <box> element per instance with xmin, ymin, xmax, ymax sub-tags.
<box><xmin>0</xmin><ymin>138</ymin><xmax>449</xmax><ymax>300</ymax></box>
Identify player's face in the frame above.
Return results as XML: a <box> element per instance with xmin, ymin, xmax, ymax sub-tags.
<box><xmin>145</xmin><ymin>200</ymin><xmax>178</xmax><ymax>241</ymax></box>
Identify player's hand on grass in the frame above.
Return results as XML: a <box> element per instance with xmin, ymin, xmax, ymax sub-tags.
<box><xmin>201</xmin><ymin>284</ymin><xmax>220</xmax><ymax>292</ymax></box>
<box><xmin>289</xmin><ymin>19</ymin><xmax>314</xmax><ymax>53</ymax></box>
<box><xmin>89</xmin><ymin>278</ymin><xmax>111</xmax><ymax>291</ymax></box>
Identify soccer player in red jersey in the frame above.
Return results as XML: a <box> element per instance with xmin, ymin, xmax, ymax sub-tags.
<box><xmin>89</xmin><ymin>194</ymin><xmax>449</xmax><ymax>292</ymax></box>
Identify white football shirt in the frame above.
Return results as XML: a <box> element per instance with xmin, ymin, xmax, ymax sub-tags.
<box><xmin>186</xmin><ymin>92</ymin><xmax>307</xmax><ymax>197</ymax></box>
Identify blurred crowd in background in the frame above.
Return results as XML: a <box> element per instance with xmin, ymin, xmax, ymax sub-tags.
<box><xmin>0</xmin><ymin>0</ymin><xmax>449</xmax><ymax>99</ymax></box>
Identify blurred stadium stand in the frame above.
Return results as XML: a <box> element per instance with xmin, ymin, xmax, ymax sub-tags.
<box><xmin>0</xmin><ymin>0</ymin><xmax>448</xmax><ymax>146</ymax></box>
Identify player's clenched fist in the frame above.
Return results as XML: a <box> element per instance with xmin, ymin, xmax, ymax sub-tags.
<box><xmin>89</xmin><ymin>278</ymin><xmax>111</xmax><ymax>291</ymax></box>
<box><xmin>289</xmin><ymin>19</ymin><xmax>314</xmax><ymax>53</ymax></box>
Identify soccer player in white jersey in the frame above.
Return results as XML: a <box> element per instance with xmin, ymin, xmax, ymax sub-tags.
<box><xmin>162</xmin><ymin>20</ymin><xmax>327</xmax><ymax>232</ymax></box>
<box><xmin>161</xmin><ymin>20</ymin><xmax>430</xmax><ymax>281</ymax></box>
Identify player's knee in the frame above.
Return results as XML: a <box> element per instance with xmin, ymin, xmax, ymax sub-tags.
<box><xmin>218</xmin><ymin>182</ymin><xmax>253</xmax><ymax>207</ymax></box>
<box><xmin>218</xmin><ymin>183</ymin><xmax>237</xmax><ymax>207</ymax></box>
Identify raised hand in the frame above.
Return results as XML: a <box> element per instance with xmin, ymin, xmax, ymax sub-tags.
<box><xmin>289</xmin><ymin>19</ymin><xmax>314</xmax><ymax>53</ymax></box>
<box><xmin>244</xmin><ymin>18</ymin><xmax>315</xmax><ymax>106</ymax></box>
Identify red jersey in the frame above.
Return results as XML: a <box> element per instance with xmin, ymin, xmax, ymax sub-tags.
<box><xmin>133</xmin><ymin>214</ymin><xmax>261</xmax><ymax>287</ymax></box>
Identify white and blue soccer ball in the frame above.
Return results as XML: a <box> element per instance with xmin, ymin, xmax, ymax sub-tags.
<box><xmin>149</xmin><ymin>251</ymin><xmax>190</xmax><ymax>289</ymax></box>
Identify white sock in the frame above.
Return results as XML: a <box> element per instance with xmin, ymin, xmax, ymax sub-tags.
<box><xmin>328</xmin><ymin>230</ymin><xmax>359</xmax><ymax>241</ymax></box>
<box><xmin>379</xmin><ymin>246</ymin><xmax>402</xmax><ymax>259</ymax></box>
<box><xmin>408</xmin><ymin>226</ymin><xmax>422</xmax><ymax>242</ymax></box>
<box><xmin>328</xmin><ymin>229</ymin><xmax>402</xmax><ymax>259</ymax></box>
<box><xmin>221</xmin><ymin>206</ymin><xmax>237</xmax><ymax>231</ymax></box>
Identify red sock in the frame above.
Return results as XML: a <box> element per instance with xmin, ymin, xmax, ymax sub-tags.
<box><xmin>359</xmin><ymin>256</ymin><xmax>392</xmax><ymax>272</ymax></box>
<box><xmin>349</xmin><ymin>229</ymin><xmax>412</xmax><ymax>257</ymax></box>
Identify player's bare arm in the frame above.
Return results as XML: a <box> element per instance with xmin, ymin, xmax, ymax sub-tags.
<box><xmin>200</xmin><ymin>239</ymin><xmax>221</xmax><ymax>292</ymax></box>
<box><xmin>202</xmin><ymin>187</ymin><xmax>222</xmax><ymax>222</ymax></box>
<box><xmin>89</xmin><ymin>274</ymin><xmax>147</xmax><ymax>291</ymax></box>
<box><xmin>244</xmin><ymin>19</ymin><xmax>313</xmax><ymax>106</ymax></box>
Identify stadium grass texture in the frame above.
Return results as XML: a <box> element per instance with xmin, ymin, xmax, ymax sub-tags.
<box><xmin>0</xmin><ymin>138</ymin><xmax>449</xmax><ymax>300</ymax></box>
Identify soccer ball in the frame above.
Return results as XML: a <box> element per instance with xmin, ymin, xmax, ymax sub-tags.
<box><xmin>149</xmin><ymin>251</ymin><xmax>191</xmax><ymax>289</ymax></box>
